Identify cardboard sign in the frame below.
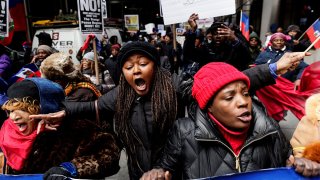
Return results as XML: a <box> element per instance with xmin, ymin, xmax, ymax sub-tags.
<box><xmin>160</xmin><ymin>0</ymin><xmax>235</xmax><ymax>25</ymax></box>
<box><xmin>77</xmin><ymin>0</ymin><xmax>103</xmax><ymax>34</ymax></box>
<box><xmin>0</xmin><ymin>0</ymin><xmax>8</xmax><ymax>37</ymax></box>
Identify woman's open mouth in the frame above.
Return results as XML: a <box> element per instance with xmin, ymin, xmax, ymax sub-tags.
<box><xmin>15</xmin><ymin>123</ymin><xmax>27</xmax><ymax>132</ymax></box>
<box><xmin>134</xmin><ymin>78</ymin><xmax>147</xmax><ymax>91</ymax></box>
<box><xmin>237</xmin><ymin>111</ymin><xmax>252</xmax><ymax>122</ymax></box>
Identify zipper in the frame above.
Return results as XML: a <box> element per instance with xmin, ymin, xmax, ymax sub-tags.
<box><xmin>195</xmin><ymin>131</ymin><xmax>277</xmax><ymax>172</ymax></box>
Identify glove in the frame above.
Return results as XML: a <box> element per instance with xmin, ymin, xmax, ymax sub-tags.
<box><xmin>43</xmin><ymin>167</ymin><xmax>71</xmax><ymax>180</ymax></box>
<box><xmin>44</xmin><ymin>162</ymin><xmax>78</xmax><ymax>180</ymax></box>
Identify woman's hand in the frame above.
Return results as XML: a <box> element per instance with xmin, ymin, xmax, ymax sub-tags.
<box><xmin>30</xmin><ymin>110</ymin><xmax>66</xmax><ymax>131</ymax></box>
<box><xmin>188</xmin><ymin>13</ymin><xmax>199</xmax><ymax>32</ymax></box>
<box><xmin>287</xmin><ymin>155</ymin><xmax>320</xmax><ymax>177</ymax></box>
<box><xmin>217</xmin><ymin>24</ymin><xmax>237</xmax><ymax>42</ymax></box>
<box><xmin>140</xmin><ymin>168</ymin><xmax>171</xmax><ymax>180</ymax></box>
<box><xmin>31</xmin><ymin>55</ymin><xmax>39</xmax><ymax>63</ymax></box>
<box><xmin>276</xmin><ymin>52</ymin><xmax>311</xmax><ymax>75</ymax></box>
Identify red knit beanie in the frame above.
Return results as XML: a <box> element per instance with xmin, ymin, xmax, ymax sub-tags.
<box><xmin>192</xmin><ymin>62</ymin><xmax>250</xmax><ymax>110</ymax></box>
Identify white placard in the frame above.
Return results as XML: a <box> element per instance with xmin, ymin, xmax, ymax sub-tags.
<box><xmin>197</xmin><ymin>17</ymin><xmax>214</xmax><ymax>28</ymax></box>
<box><xmin>145</xmin><ymin>23</ymin><xmax>155</xmax><ymax>34</ymax></box>
<box><xmin>160</xmin><ymin>0</ymin><xmax>235</xmax><ymax>25</ymax></box>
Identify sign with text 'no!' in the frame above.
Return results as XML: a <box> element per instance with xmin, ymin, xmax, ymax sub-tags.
<box><xmin>77</xmin><ymin>0</ymin><xmax>103</xmax><ymax>34</ymax></box>
<box><xmin>0</xmin><ymin>0</ymin><xmax>8</xmax><ymax>37</ymax></box>
<box><xmin>160</xmin><ymin>0</ymin><xmax>235</xmax><ymax>25</ymax></box>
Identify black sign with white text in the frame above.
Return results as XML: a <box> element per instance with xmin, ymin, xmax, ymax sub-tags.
<box><xmin>0</xmin><ymin>0</ymin><xmax>8</xmax><ymax>37</ymax></box>
<box><xmin>77</xmin><ymin>0</ymin><xmax>103</xmax><ymax>34</ymax></box>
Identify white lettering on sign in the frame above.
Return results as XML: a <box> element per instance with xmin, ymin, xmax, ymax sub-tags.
<box><xmin>79</xmin><ymin>0</ymin><xmax>100</xmax><ymax>12</ymax></box>
<box><xmin>52</xmin><ymin>41</ymin><xmax>73</xmax><ymax>46</ymax></box>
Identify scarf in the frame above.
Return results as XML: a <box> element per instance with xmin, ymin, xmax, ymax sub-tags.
<box><xmin>64</xmin><ymin>81</ymin><xmax>102</xmax><ymax>98</ymax></box>
<box><xmin>208</xmin><ymin>112</ymin><xmax>249</xmax><ymax>155</ymax></box>
<box><xmin>0</xmin><ymin>118</ymin><xmax>38</xmax><ymax>171</ymax></box>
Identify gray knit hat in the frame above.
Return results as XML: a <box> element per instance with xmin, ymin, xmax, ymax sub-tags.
<box><xmin>287</xmin><ymin>25</ymin><xmax>300</xmax><ymax>33</ymax></box>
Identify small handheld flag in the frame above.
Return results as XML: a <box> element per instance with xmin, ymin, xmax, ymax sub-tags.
<box><xmin>240</xmin><ymin>11</ymin><xmax>249</xmax><ymax>41</ymax></box>
<box><xmin>306</xmin><ymin>18</ymin><xmax>320</xmax><ymax>49</ymax></box>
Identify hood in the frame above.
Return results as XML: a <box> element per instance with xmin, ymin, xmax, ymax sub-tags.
<box><xmin>25</xmin><ymin>78</ymin><xmax>65</xmax><ymax>114</ymax></box>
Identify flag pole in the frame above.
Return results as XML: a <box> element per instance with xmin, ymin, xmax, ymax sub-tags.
<box><xmin>297</xmin><ymin>17</ymin><xmax>319</xmax><ymax>41</ymax></box>
<box><xmin>304</xmin><ymin>35</ymin><xmax>320</xmax><ymax>53</ymax></box>
<box><xmin>239</xmin><ymin>10</ymin><xmax>243</xmax><ymax>32</ymax></box>
<box><xmin>92</xmin><ymin>37</ymin><xmax>100</xmax><ymax>85</ymax></box>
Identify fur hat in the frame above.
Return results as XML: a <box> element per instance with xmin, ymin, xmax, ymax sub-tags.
<box><xmin>117</xmin><ymin>41</ymin><xmax>160</xmax><ymax>68</ymax></box>
<box><xmin>83</xmin><ymin>52</ymin><xmax>95</xmax><ymax>61</ymax></box>
<box><xmin>290</xmin><ymin>93</ymin><xmax>320</xmax><ymax>158</ymax></box>
<box><xmin>40</xmin><ymin>53</ymin><xmax>82</xmax><ymax>82</ymax></box>
<box><xmin>192</xmin><ymin>62</ymin><xmax>250</xmax><ymax>110</ymax></box>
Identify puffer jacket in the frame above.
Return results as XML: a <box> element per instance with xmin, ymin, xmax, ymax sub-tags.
<box><xmin>255</xmin><ymin>46</ymin><xmax>308</xmax><ymax>81</ymax></box>
<box><xmin>64</xmin><ymin>64</ymin><xmax>276</xmax><ymax>179</ymax></box>
<box><xmin>160</xmin><ymin>100</ymin><xmax>291</xmax><ymax>179</ymax></box>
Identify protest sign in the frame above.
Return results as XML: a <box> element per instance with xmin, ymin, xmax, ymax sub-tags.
<box><xmin>125</xmin><ymin>15</ymin><xmax>139</xmax><ymax>32</ymax></box>
<box><xmin>160</xmin><ymin>0</ymin><xmax>235</xmax><ymax>25</ymax></box>
<box><xmin>77</xmin><ymin>0</ymin><xmax>103</xmax><ymax>34</ymax></box>
<box><xmin>0</xmin><ymin>0</ymin><xmax>8</xmax><ymax>37</ymax></box>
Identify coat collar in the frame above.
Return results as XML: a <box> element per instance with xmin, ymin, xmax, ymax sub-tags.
<box><xmin>194</xmin><ymin>100</ymin><xmax>278</xmax><ymax>143</ymax></box>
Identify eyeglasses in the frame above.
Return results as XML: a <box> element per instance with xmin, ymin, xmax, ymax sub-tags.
<box><xmin>272</xmin><ymin>39</ymin><xmax>285</xmax><ymax>43</ymax></box>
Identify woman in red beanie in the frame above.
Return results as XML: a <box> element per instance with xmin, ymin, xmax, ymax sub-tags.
<box><xmin>141</xmin><ymin>62</ymin><xmax>320</xmax><ymax>179</ymax></box>
<box><xmin>31</xmin><ymin>40</ymin><xmax>309</xmax><ymax>179</ymax></box>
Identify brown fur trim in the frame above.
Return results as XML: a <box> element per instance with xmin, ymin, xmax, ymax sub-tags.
<box><xmin>303</xmin><ymin>141</ymin><xmax>320</xmax><ymax>163</ymax></box>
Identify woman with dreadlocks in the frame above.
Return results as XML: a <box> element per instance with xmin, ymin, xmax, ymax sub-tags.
<box><xmin>31</xmin><ymin>41</ymin><xmax>177</xmax><ymax>179</ymax></box>
<box><xmin>30</xmin><ymin>41</ymin><xmax>309</xmax><ymax>179</ymax></box>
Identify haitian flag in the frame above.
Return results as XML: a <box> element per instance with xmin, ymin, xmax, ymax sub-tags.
<box><xmin>9</xmin><ymin>0</ymin><xmax>26</xmax><ymax>32</ymax></box>
<box><xmin>306</xmin><ymin>19</ymin><xmax>320</xmax><ymax>49</ymax></box>
<box><xmin>7</xmin><ymin>63</ymin><xmax>41</xmax><ymax>86</ymax></box>
<box><xmin>240</xmin><ymin>11</ymin><xmax>249</xmax><ymax>41</ymax></box>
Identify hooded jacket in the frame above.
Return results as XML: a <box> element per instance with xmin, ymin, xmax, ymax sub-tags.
<box><xmin>159</xmin><ymin>100</ymin><xmax>291</xmax><ymax>179</ymax></box>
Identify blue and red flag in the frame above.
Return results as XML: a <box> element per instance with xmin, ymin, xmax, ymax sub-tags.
<box><xmin>8</xmin><ymin>63</ymin><xmax>41</xmax><ymax>86</ymax></box>
<box><xmin>240</xmin><ymin>11</ymin><xmax>249</xmax><ymax>41</ymax></box>
<box><xmin>9</xmin><ymin>0</ymin><xmax>27</xmax><ymax>32</ymax></box>
<box><xmin>306</xmin><ymin>18</ymin><xmax>320</xmax><ymax>49</ymax></box>
<box><xmin>0</xmin><ymin>0</ymin><xmax>27</xmax><ymax>46</ymax></box>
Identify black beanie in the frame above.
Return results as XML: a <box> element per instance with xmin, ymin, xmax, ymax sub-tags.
<box><xmin>117</xmin><ymin>41</ymin><xmax>160</xmax><ymax>68</ymax></box>
<box><xmin>7</xmin><ymin>80</ymin><xmax>40</xmax><ymax>101</ymax></box>
<box><xmin>207</xmin><ymin>22</ymin><xmax>225</xmax><ymax>34</ymax></box>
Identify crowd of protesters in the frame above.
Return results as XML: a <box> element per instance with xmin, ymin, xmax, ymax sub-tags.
<box><xmin>0</xmin><ymin>12</ymin><xmax>319</xmax><ymax>180</ymax></box>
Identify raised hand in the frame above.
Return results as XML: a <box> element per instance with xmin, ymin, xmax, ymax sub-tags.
<box><xmin>188</xmin><ymin>13</ymin><xmax>199</xmax><ymax>32</ymax></box>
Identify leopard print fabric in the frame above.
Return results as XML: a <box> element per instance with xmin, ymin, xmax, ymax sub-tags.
<box><xmin>15</xmin><ymin>119</ymin><xmax>120</xmax><ymax>179</ymax></box>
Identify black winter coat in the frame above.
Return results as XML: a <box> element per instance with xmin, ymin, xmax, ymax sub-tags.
<box><xmin>183</xmin><ymin>31</ymin><xmax>252</xmax><ymax>71</ymax></box>
<box><xmin>64</xmin><ymin>64</ymin><xmax>275</xmax><ymax>180</ymax></box>
<box><xmin>160</xmin><ymin>100</ymin><xmax>291</xmax><ymax>179</ymax></box>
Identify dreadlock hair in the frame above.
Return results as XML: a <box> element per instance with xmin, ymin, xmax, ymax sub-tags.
<box><xmin>115</xmin><ymin>66</ymin><xmax>177</xmax><ymax>173</ymax></box>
